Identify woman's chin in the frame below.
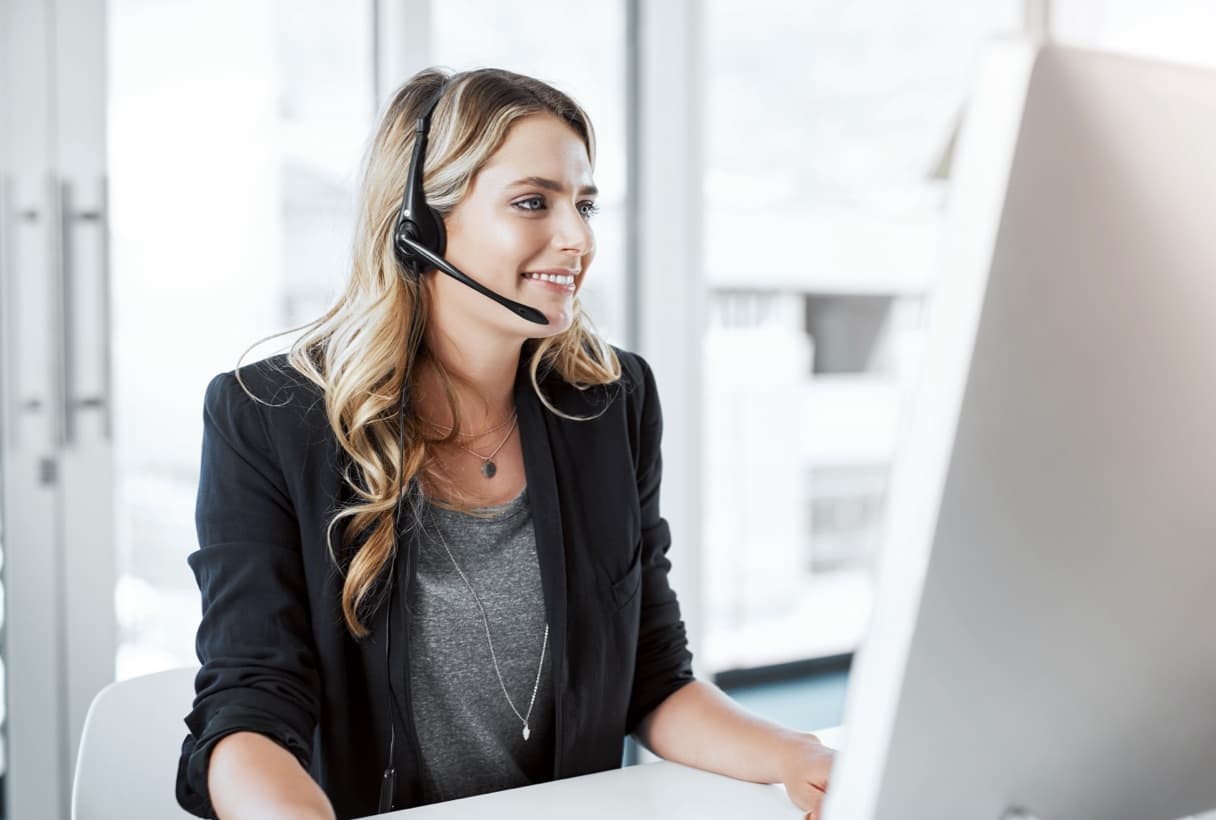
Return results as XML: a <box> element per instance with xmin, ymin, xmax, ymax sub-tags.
<box><xmin>524</xmin><ymin>306</ymin><xmax>573</xmax><ymax>337</ymax></box>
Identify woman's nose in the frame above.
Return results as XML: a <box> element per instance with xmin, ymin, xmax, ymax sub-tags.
<box><xmin>552</xmin><ymin>203</ymin><xmax>594</xmax><ymax>255</ymax></box>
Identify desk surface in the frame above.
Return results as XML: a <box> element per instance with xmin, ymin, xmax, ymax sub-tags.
<box><xmin>368</xmin><ymin>727</ymin><xmax>844</xmax><ymax>820</ymax></box>
<box><xmin>374</xmin><ymin>760</ymin><xmax>801</xmax><ymax>820</ymax></box>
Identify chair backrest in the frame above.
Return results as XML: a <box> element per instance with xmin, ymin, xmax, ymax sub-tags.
<box><xmin>72</xmin><ymin>666</ymin><xmax>200</xmax><ymax>820</ymax></box>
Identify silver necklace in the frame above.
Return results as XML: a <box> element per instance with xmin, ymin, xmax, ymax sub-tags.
<box><xmin>420</xmin><ymin>409</ymin><xmax>517</xmax><ymax>440</ymax></box>
<box><xmin>428</xmin><ymin>512</ymin><xmax>548</xmax><ymax>741</ymax></box>
<box><xmin>428</xmin><ymin>413</ymin><xmax>518</xmax><ymax>479</ymax></box>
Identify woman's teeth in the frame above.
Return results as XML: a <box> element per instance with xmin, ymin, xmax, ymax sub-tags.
<box><xmin>522</xmin><ymin>272</ymin><xmax>575</xmax><ymax>286</ymax></box>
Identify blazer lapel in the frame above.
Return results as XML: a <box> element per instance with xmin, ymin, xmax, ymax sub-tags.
<box><xmin>512</xmin><ymin>353</ymin><xmax>569</xmax><ymax>777</ymax></box>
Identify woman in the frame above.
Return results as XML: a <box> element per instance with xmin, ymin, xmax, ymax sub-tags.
<box><xmin>176</xmin><ymin>67</ymin><xmax>834</xmax><ymax>820</ymax></box>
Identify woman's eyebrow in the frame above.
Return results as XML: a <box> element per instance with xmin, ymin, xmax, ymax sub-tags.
<box><xmin>506</xmin><ymin>176</ymin><xmax>598</xmax><ymax>196</ymax></box>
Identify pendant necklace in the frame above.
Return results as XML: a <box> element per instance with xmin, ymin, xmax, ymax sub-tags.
<box><xmin>422</xmin><ymin>411</ymin><xmax>518</xmax><ymax>479</ymax></box>
<box><xmin>458</xmin><ymin>414</ymin><xmax>518</xmax><ymax>478</ymax></box>
<box><xmin>430</xmin><ymin>515</ymin><xmax>548</xmax><ymax>740</ymax></box>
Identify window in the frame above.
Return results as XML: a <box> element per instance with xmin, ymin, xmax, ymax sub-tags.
<box><xmin>432</xmin><ymin>0</ymin><xmax>629</xmax><ymax>345</ymax></box>
<box><xmin>701</xmin><ymin>0</ymin><xmax>1023</xmax><ymax>671</ymax></box>
<box><xmin>1052</xmin><ymin>0</ymin><xmax>1216</xmax><ymax>68</ymax></box>
<box><xmin>109</xmin><ymin>0</ymin><xmax>375</xmax><ymax>678</ymax></box>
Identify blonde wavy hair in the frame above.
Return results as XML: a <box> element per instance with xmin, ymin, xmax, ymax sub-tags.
<box><xmin>236</xmin><ymin>67</ymin><xmax>621</xmax><ymax>638</ymax></box>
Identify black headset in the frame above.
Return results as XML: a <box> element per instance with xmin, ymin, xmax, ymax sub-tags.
<box><xmin>377</xmin><ymin>75</ymin><xmax>552</xmax><ymax>814</ymax></box>
<box><xmin>391</xmin><ymin>78</ymin><xmax>549</xmax><ymax>325</ymax></box>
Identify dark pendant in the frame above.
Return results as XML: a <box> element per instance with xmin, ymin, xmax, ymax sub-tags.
<box><xmin>481</xmin><ymin>460</ymin><xmax>497</xmax><ymax>478</ymax></box>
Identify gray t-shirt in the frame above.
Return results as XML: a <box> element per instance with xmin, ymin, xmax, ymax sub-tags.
<box><xmin>406</xmin><ymin>485</ymin><xmax>555</xmax><ymax>803</ymax></box>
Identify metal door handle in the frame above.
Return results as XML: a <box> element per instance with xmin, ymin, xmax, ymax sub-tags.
<box><xmin>58</xmin><ymin>177</ymin><xmax>113</xmax><ymax>444</ymax></box>
<box><xmin>1</xmin><ymin>176</ymin><xmax>55</xmax><ymax>448</ymax></box>
<box><xmin>50</xmin><ymin>175</ymin><xmax>68</xmax><ymax>448</ymax></box>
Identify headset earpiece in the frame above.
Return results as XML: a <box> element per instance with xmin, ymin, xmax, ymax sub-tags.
<box><xmin>394</xmin><ymin>205</ymin><xmax>446</xmax><ymax>277</ymax></box>
<box><xmin>393</xmin><ymin>81</ymin><xmax>451</xmax><ymax>279</ymax></box>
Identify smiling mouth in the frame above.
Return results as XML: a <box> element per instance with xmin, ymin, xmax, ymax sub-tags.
<box><xmin>520</xmin><ymin>271</ymin><xmax>577</xmax><ymax>286</ymax></box>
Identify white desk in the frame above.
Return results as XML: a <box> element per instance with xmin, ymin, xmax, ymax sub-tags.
<box><xmin>356</xmin><ymin>724</ymin><xmax>1216</xmax><ymax>820</ymax></box>
<box><xmin>366</xmin><ymin>727</ymin><xmax>844</xmax><ymax>820</ymax></box>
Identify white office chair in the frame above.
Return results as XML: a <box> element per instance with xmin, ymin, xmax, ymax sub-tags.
<box><xmin>72</xmin><ymin>666</ymin><xmax>200</xmax><ymax>820</ymax></box>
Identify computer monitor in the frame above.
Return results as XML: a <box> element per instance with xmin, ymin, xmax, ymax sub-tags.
<box><xmin>823</xmin><ymin>42</ymin><xmax>1216</xmax><ymax>820</ymax></box>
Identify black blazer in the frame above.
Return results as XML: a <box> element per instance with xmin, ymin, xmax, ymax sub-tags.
<box><xmin>175</xmin><ymin>344</ymin><xmax>696</xmax><ymax>819</ymax></box>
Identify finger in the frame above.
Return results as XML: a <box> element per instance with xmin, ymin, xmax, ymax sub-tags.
<box><xmin>801</xmin><ymin>779</ymin><xmax>827</xmax><ymax>796</ymax></box>
<box><xmin>790</xmin><ymin>782</ymin><xmax>824</xmax><ymax>811</ymax></box>
<box><xmin>802</xmin><ymin>760</ymin><xmax>833</xmax><ymax>791</ymax></box>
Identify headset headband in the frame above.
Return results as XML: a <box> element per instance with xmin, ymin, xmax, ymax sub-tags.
<box><xmin>393</xmin><ymin>79</ymin><xmax>453</xmax><ymax>276</ymax></box>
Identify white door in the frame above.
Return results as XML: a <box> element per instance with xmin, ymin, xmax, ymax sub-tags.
<box><xmin>1</xmin><ymin>0</ymin><xmax>113</xmax><ymax>816</ymax></box>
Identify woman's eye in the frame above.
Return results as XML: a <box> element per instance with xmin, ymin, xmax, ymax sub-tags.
<box><xmin>512</xmin><ymin>196</ymin><xmax>600</xmax><ymax>219</ymax></box>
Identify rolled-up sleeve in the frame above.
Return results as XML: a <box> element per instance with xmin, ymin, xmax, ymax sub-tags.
<box><xmin>176</xmin><ymin>371</ymin><xmax>321</xmax><ymax>818</ymax></box>
<box><xmin>625</xmin><ymin>353</ymin><xmax>696</xmax><ymax>735</ymax></box>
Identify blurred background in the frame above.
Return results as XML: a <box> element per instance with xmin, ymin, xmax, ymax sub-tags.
<box><xmin>2</xmin><ymin>0</ymin><xmax>1215</xmax><ymax>816</ymax></box>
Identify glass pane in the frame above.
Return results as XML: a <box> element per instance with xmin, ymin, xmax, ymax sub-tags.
<box><xmin>431</xmin><ymin>0</ymin><xmax>629</xmax><ymax>347</ymax></box>
<box><xmin>1052</xmin><ymin>0</ymin><xmax>1216</xmax><ymax>68</ymax></box>
<box><xmin>108</xmin><ymin>0</ymin><xmax>375</xmax><ymax>680</ymax></box>
<box><xmin>702</xmin><ymin>1</ymin><xmax>1023</xmax><ymax>672</ymax></box>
